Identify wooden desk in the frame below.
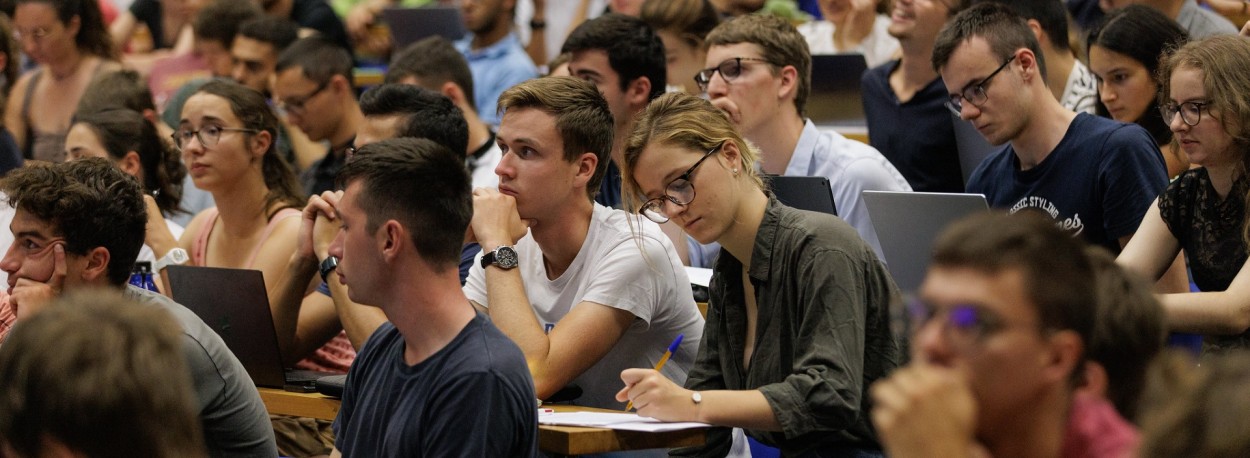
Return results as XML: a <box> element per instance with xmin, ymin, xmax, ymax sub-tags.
<box><xmin>258</xmin><ymin>389</ymin><xmax>707</xmax><ymax>456</ymax></box>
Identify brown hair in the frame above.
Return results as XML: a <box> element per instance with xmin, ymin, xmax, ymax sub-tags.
<box><xmin>705</xmin><ymin>14</ymin><xmax>811</xmax><ymax>116</ymax></box>
<box><xmin>0</xmin><ymin>290</ymin><xmax>206</xmax><ymax>458</ymax></box>
<box><xmin>932</xmin><ymin>2</ymin><xmax>1047</xmax><ymax>77</ymax></box>
<box><xmin>1138</xmin><ymin>351</ymin><xmax>1250</xmax><ymax>458</ymax></box>
<box><xmin>497</xmin><ymin>77</ymin><xmax>614</xmax><ymax>199</ymax></box>
<box><xmin>641</xmin><ymin>0</ymin><xmax>719</xmax><ymax>48</ymax></box>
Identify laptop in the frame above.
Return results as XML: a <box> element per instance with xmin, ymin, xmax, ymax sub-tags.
<box><xmin>861</xmin><ymin>191</ymin><xmax>989</xmax><ymax>293</ymax></box>
<box><xmin>766</xmin><ymin>175</ymin><xmax>838</xmax><ymax>216</ymax></box>
<box><xmin>166</xmin><ymin>265</ymin><xmax>335</xmax><ymax>391</ymax></box>
<box><xmin>382</xmin><ymin>6</ymin><xmax>467</xmax><ymax>50</ymax></box>
<box><xmin>807</xmin><ymin>54</ymin><xmax>870</xmax><ymax>128</ymax></box>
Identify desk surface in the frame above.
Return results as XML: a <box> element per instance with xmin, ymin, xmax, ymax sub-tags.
<box><xmin>258</xmin><ymin>388</ymin><xmax>707</xmax><ymax>455</ymax></box>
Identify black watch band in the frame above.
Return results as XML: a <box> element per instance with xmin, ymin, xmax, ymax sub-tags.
<box><xmin>319</xmin><ymin>256</ymin><xmax>339</xmax><ymax>283</ymax></box>
<box><xmin>529</xmin><ymin>18</ymin><xmax>546</xmax><ymax>30</ymax></box>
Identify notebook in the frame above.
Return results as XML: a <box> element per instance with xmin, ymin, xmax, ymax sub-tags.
<box><xmin>382</xmin><ymin>6</ymin><xmax>467</xmax><ymax>50</ymax></box>
<box><xmin>767</xmin><ymin>175</ymin><xmax>838</xmax><ymax>216</ymax></box>
<box><xmin>807</xmin><ymin>54</ymin><xmax>870</xmax><ymax>127</ymax></box>
<box><xmin>861</xmin><ymin>191</ymin><xmax>989</xmax><ymax>292</ymax></box>
<box><xmin>166</xmin><ymin>265</ymin><xmax>336</xmax><ymax>391</ymax></box>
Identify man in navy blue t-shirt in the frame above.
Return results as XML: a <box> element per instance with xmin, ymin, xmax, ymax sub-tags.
<box><xmin>931</xmin><ymin>3</ymin><xmax>1167</xmax><ymax>254</ymax></box>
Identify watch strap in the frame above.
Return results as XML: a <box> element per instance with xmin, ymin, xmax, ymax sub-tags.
<box><xmin>320</xmin><ymin>256</ymin><xmax>339</xmax><ymax>283</ymax></box>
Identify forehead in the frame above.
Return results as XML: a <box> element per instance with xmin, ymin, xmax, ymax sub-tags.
<box><xmin>920</xmin><ymin>265</ymin><xmax>1038</xmax><ymax>322</ymax></box>
<box><xmin>1087</xmin><ymin>46</ymin><xmax>1144</xmax><ymax>73</ymax></box>
<box><xmin>940</xmin><ymin>37</ymin><xmax>1000</xmax><ymax>92</ymax></box>
<box><xmin>569</xmin><ymin>50</ymin><xmax>618</xmax><ymax>79</ymax></box>
<box><xmin>1169</xmin><ymin>66</ymin><xmax>1206</xmax><ymax>99</ymax></box>
<box><xmin>11</xmin><ymin>208</ymin><xmax>59</xmax><ymax>237</ymax></box>
<box><xmin>14</xmin><ymin>2</ymin><xmax>59</xmax><ymax>24</ymax></box>
<box><xmin>231</xmin><ymin>37</ymin><xmax>276</xmax><ymax>60</ymax></box>
<box><xmin>705</xmin><ymin>42</ymin><xmax>769</xmax><ymax>66</ymax></box>
<box><xmin>356</xmin><ymin>115</ymin><xmax>404</xmax><ymax>146</ymax></box>
<box><xmin>633</xmin><ymin>142</ymin><xmax>702</xmax><ymax>194</ymax></box>
<box><xmin>181</xmin><ymin>93</ymin><xmax>240</xmax><ymax>125</ymax></box>
<box><xmin>498</xmin><ymin>108</ymin><xmax>561</xmax><ymax>146</ymax></box>
<box><xmin>65</xmin><ymin>123</ymin><xmax>104</xmax><ymax>146</ymax></box>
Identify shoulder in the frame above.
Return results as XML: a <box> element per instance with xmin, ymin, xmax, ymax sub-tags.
<box><xmin>772</xmin><ymin>203</ymin><xmax>868</xmax><ymax>254</ymax></box>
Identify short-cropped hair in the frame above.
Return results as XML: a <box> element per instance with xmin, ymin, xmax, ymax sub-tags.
<box><xmin>932</xmin><ymin>2</ymin><xmax>1046</xmax><ymax>77</ymax></box>
<box><xmin>497</xmin><ymin>77</ymin><xmax>614</xmax><ymax>199</ymax></box>
<box><xmin>336</xmin><ymin>138</ymin><xmax>471</xmax><ymax>270</ymax></box>
<box><xmin>705</xmin><ymin>14</ymin><xmax>811</xmax><ymax>116</ymax></box>
<box><xmin>358</xmin><ymin>84</ymin><xmax>469</xmax><ymax>155</ymax></box>
<box><xmin>193</xmin><ymin>0</ymin><xmax>262</xmax><ymax>46</ymax></box>
<box><xmin>0</xmin><ymin>159</ymin><xmax>147</xmax><ymax>285</ymax></box>
<box><xmin>562</xmin><ymin>13</ymin><xmax>666</xmax><ymax>102</ymax></box>
<box><xmin>276</xmin><ymin>36</ymin><xmax>354</xmax><ymax>84</ymax></box>
<box><xmin>385</xmin><ymin>36</ymin><xmax>476</xmax><ymax>108</ymax></box>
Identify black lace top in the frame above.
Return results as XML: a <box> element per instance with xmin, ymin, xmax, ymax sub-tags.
<box><xmin>1159</xmin><ymin>167</ymin><xmax>1249</xmax><ymax>353</ymax></box>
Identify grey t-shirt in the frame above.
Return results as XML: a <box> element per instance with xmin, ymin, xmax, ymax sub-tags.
<box><xmin>1177</xmin><ymin>0</ymin><xmax>1238</xmax><ymax>39</ymax></box>
<box><xmin>126</xmin><ymin>286</ymin><xmax>277</xmax><ymax>457</ymax></box>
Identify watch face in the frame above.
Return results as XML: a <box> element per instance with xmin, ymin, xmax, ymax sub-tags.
<box><xmin>496</xmin><ymin>246</ymin><xmax>519</xmax><ymax>269</ymax></box>
<box><xmin>171</xmin><ymin>249</ymin><xmax>189</xmax><ymax>264</ymax></box>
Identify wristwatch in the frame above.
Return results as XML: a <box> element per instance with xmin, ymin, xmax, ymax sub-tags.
<box><xmin>529</xmin><ymin>18</ymin><xmax>547</xmax><ymax>30</ymax></box>
<box><xmin>154</xmin><ymin>247</ymin><xmax>189</xmax><ymax>272</ymax></box>
<box><xmin>691</xmin><ymin>391</ymin><xmax>702</xmax><ymax>405</ymax></box>
<box><xmin>320</xmin><ymin>256</ymin><xmax>339</xmax><ymax>282</ymax></box>
<box><xmin>481</xmin><ymin>246</ymin><xmax>519</xmax><ymax>270</ymax></box>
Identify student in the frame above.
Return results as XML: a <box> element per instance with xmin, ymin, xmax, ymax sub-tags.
<box><xmin>796</xmin><ymin>0</ymin><xmax>899</xmax><ymax>67</ymax></box>
<box><xmin>0</xmin><ymin>159</ymin><xmax>276</xmax><ymax>456</ymax></box>
<box><xmin>976</xmin><ymin>0</ymin><xmax>1098</xmax><ymax>114</ymax></box>
<box><xmin>0</xmin><ymin>291</ymin><xmax>207</xmax><ymax>458</ymax></box>
<box><xmin>273</xmin><ymin>36</ymin><xmax>362</xmax><ymax>196</ymax></box>
<box><xmin>871</xmin><ymin>212</ymin><xmax>1138</xmax><ymax>458</ymax></box>
<box><xmin>464</xmin><ymin>76</ymin><xmax>704</xmax><ymax>411</ymax></box>
<box><xmin>456</xmin><ymin>0</ymin><xmax>538</xmax><ymax>126</ymax></box>
<box><xmin>619</xmin><ymin>92</ymin><xmax>900</xmax><ymax>456</ymax></box>
<box><xmin>1087</xmin><ymin>4</ymin><xmax>1191</xmax><ymax>179</ymax></box>
<box><xmin>1117</xmin><ymin>35</ymin><xmax>1250</xmax><ymax>355</ymax></box>
<box><xmin>230</xmin><ymin>16</ymin><xmax>299</xmax><ymax>96</ymax></box>
<box><xmin>639</xmin><ymin>0</ymin><xmax>719</xmax><ymax>94</ymax></box>
<box><xmin>327</xmin><ymin>138</ymin><xmax>539</xmax><ymax>457</ymax></box>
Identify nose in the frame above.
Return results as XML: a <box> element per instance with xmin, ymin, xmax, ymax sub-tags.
<box><xmin>1098</xmin><ymin>83</ymin><xmax>1115</xmax><ymax>104</ymax></box>
<box><xmin>1167</xmin><ymin>109</ymin><xmax>1186</xmax><ymax>133</ymax></box>
<box><xmin>231</xmin><ymin>63</ymin><xmax>247</xmax><ymax>85</ymax></box>
<box><xmin>0</xmin><ymin>243</ymin><xmax>21</xmax><ymax>281</ymax></box>
<box><xmin>704</xmin><ymin>71</ymin><xmax>729</xmax><ymax>98</ymax></box>
<box><xmin>912</xmin><ymin>317</ymin><xmax>954</xmax><ymax>364</ymax></box>
<box><xmin>959</xmin><ymin>102</ymin><xmax>980</xmax><ymax>121</ymax></box>
<box><xmin>19</xmin><ymin>37</ymin><xmax>37</xmax><ymax>57</ymax></box>
<box><xmin>327</xmin><ymin>227</ymin><xmax>345</xmax><ymax>259</ymax></box>
<box><xmin>494</xmin><ymin>147</ymin><xmax>515</xmax><ymax>180</ymax></box>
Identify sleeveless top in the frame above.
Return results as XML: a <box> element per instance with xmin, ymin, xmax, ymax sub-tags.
<box><xmin>20</xmin><ymin>61</ymin><xmax>108</xmax><ymax>162</ymax></box>
<box><xmin>193</xmin><ymin>207</ymin><xmax>356</xmax><ymax>373</ymax></box>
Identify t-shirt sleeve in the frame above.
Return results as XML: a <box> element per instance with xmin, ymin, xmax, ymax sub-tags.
<box><xmin>421</xmin><ymin>370</ymin><xmax>537</xmax><ymax>457</ymax></box>
<box><xmin>463</xmin><ymin>250</ymin><xmax>488</xmax><ymax>307</ymax></box>
<box><xmin>580</xmin><ymin>235</ymin><xmax>678</xmax><ymax>325</ymax></box>
<box><xmin>1098</xmin><ymin>125</ymin><xmax>1168</xmax><ymax>240</ymax></box>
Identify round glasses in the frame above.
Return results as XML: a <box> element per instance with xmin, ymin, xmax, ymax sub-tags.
<box><xmin>909</xmin><ymin>299</ymin><xmax>1031</xmax><ymax>353</ymax></box>
<box><xmin>171</xmin><ymin>125</ymin><xmax>260</xmax><ymax>149</ymax></box>
<box><xmin>945</xmin><ymin>55</ymin><xmax>1015</xmax><ymax>116</ymax></box>
<box><xmin>638</xmin><ymin>143</ymin><xmax>722</xmax><ymax>224</ymax></box>
<box><xmin>1159</xmin><ymin>100</ymin><xmax>1209</xmax><ymax>127</ymax></box>
<box><xmin>694</xmin><ymin>57</ymin><xmax>772</xmax><ymax>92</ymax></box>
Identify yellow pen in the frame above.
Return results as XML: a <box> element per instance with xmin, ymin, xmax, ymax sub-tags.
<box><xmin>627</xmin><ymin>333</ymin><xmax>684</xmax><ymax>411</ymax></box>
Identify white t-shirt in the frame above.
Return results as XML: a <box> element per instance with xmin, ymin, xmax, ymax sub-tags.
<box><xmin>464</xmin><ymin>204</ymin><xmax>705</xmax><ymax>410</ymax></box>
<box><xmin>469</xmin><ymin>142</ymin><xmax>502</xmax><ymax>190</ymax></box>
<box><xmin>797</xmin><ymin>16</ymin><xmax>899</xmax><ymax>68</ymax></box>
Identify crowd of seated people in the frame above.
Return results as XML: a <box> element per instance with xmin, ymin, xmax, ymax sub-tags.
<box><xmin>1</xmin><ymin>0</ymin><xmax>1250</xmax><ymax>456</ymax></box>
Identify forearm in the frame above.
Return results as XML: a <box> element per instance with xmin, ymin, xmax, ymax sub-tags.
<box><xmin>326</xmin><ymin>275</ymin><xmax>388</xmax><ymax>350</ymax></box>
<box><xmin>270</xmin><ymin>253</ymin><xmax>319</xmax><ymax>359</ymax></box>
<box><xmin>694</xmin><ymin>389</ymin><xmax>780</xmax><ymax>431</ymax></box>
<box><xmin>1161</xmin><ymin>291</ymin><xmax>1250</xmax><ymax>335</ymax></box>
<box><xmin>483</xmin><ymin>267</ymin><xmax>554</xmax><ymax>380</ymax></box>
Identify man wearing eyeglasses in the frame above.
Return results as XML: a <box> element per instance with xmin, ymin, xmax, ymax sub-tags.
<box><xmin>701</xmin><ymin>14</ymin><xmax>910</xmax><ymax>262</ymax></box>
<box><xmin>463</xmin><ymin>77</ymin><xmax>704</xmax><ymax>415</ymax></box>
<box><xmin>934</xmin><ymin>3</ymin><xmax>1167</xmax><ymax>255</ymax></box>
<box><xmin>273</xmin><ymin>37</ymin><xmax>362</xmax><ymax>196</ymax></box>
<box><xmin>871</xmin><ymin>211</ymin><xmax>1139</xmax><ymax>458</ymax></box>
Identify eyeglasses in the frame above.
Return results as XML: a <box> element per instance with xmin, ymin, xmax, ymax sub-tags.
<box><xmin>638</xmin><ymin>143</ymin><xmax>722</xmax><ymax>224</ymax></box>
<box><xmin>945</xmin><ymin>55</ymin><xmax>1015</xmax><ymax>116</ymax></box>
<box><xmin>909</xmin><ymin>299</ymin><xmax>1032</xmax><ymax>352</ymax></box>
<box><xmin>279</xmin><ymin>79</ymin><xmax>331</xmax><ymax>114</ymax></box>
<box><xmin>1159</xmin><ymin>100</ymin><xmax>1210</xmax><ymax>127</ymax></box>
<box><xmin>12</xmin><ymin>26</ymin><xmax>51</xmax><ymax>43</ymax></box>
<box><xmin>171</xmin><ymin>125</ymin><xmax>260</xmax><ymax>149</ymax></box>
<box><xmin>694</xmin><ymin>57</ymin><xmax>773</xmax><ymax>92</ymax></box>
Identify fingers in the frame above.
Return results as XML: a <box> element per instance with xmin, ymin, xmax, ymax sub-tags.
<box><xmin>305</xmin><ymin>191</ymin><xmax>341</xmax><ymax>220</ymax></box>
<box><xmin>47</xmin><ymin>243</ymin><xmax>66</xmax><ymax>290</ymax></box>
<box><xmin>710</xmin><ymin>98</ymin><xmax>741</xmax><ymax>124</ymax></box>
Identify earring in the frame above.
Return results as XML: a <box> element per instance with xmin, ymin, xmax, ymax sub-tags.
<box><xmin>732</xmin><ymin>168</ymin><xmax>739</xmax><ymax>176</ymax></box>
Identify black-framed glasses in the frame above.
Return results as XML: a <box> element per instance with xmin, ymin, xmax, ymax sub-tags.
<box><xmin>908</xmin><ymin>299</ymin><xmax>1024</xmax><ymax>352</ymax></box>
<box><xmin>171</xmin><ymin>125</ymin><xmax>260</xmax><ymax>149</ymax></box>
<box><xmin>638</xmin><ymin>143</ymin><xmax>723</xmax><ymax>224</ymax></box>
<box><xmin>694</xmin><ymin>57</ymin><xmax>773</xmax><ymax>92</ymax></box>
<box><xmin>279</xmin><ymin>79</ymin><xmax>331</xmax><ymax>114</ymax></box>
<box><xmin>945</xmin><ymin>55</ymin><xmax>1016</xmax><ymax>116</ymax></box>
<box><xmin>1159</xmin><ymin>100</ymin><xmax>1210</xmax><ymax>127</ymax></box>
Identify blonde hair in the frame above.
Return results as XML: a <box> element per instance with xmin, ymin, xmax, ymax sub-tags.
<box><xmin>621</xmin><ymin>91</ymin><xmax>763</xmax><ymax>215</ymax></box>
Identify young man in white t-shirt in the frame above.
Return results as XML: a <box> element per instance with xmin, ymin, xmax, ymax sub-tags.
<box><xmin>464</xmin><ymin>76</ymin><xmax>705</xmax><ymax>410</ymax></box>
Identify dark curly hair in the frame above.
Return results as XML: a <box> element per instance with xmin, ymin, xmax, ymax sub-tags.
<box><xmin>1</xmin><ymin>159</ymin><xmax>147</xmax><ymax>285</ymax></box>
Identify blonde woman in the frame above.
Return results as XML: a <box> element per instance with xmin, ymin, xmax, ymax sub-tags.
<box><xmin>618</xmin><ymin>91</ymin><xmax>900</xmax><ymax>456</ymax></box>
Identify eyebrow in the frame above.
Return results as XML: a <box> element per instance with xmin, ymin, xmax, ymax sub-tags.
<box><xmin>13</xmin><ymin>230</ymin><xmax>48</xmax><ymax>241</ymax></box>
<box><xmin>179</xmin><ymin>115</ymin><xmax>228</xmax><ymax>126</ymax></box>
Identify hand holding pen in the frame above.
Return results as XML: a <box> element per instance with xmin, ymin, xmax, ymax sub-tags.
<box><xmin>617</xmin><ymin>334</ymin><xmax>698</xmax><ymax>421</ymax></box>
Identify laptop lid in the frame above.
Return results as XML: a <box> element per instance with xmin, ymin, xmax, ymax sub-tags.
<box><xmin>807</xmin><ymin>54</ymin><xmax>869</xmax><ymax>128</ymax></box>
<box><xmin>382</xmin><ymin>6</ymin><xmax>467</xmax><ymax>50</ymax></box>
<box><xmin>861</xmin><ymin>191</ymin><xmax>989</xmax><ymax>293</ymax></box>
<box><xmin>766</xmin><ymin>175</ymin><xmax>838</xmax><ymax>216</ymax></box>
<box><xmin>166</xmin><ymin>265</ymin><xmax>287</xmax><ymax>389</ymax></box>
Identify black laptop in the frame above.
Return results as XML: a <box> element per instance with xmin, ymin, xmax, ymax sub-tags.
<box><xmin>382</xmin><ymin>6</ymin><xmax>467</xmax><ymax>50</ymax></box>
<box><xmin>766</xmin><ymin>175</ymin><xmax>838</xmax><ymax>216</ymax></box>
<box><xmin>166</xmin><ymin>265</ymin><xmax>336</xmax><ymax>392</ymax></box>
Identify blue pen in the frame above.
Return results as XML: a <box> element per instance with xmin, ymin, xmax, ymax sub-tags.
<box><xmin>626</xmin><ymin>334</ymin><xmax>684</xmax><ymax>410</ymax></box>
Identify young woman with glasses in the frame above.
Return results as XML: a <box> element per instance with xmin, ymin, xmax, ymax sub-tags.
<box><xmin>1117</xmin><ymin>35</ymin><xmax>1250</xmax><ymax>355</ymax></box>
<box><xmin>1087</xmin><ymin>4</ymin><xmax>1190</xmax><ymax>179</ymax></box>
<box><xmin>145</xmin><ymin>80</ymin><xmax>353</xmax><ymax>371</ymax></box>
<box><xmin>618</xmin><ymin>92</ymin><xmax>901</xmax><ymax>456</ymax></box>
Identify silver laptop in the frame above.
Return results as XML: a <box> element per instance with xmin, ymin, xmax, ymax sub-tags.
<box><xmin>382</xmin><ymin>6</ymin><xmax>467</xmax><ymax>50</ymax></box>
<box><xmin>807</xmin><ymin>54</ymin><xmax>869</xmax><ymax>128</ymax></box>
<box><xmin>166</xmin><ymin>265</ymin><xmax>334</xmax><ymax>391</ymax></box>
<box><xmin>862</xmin><ymin>191</ymin><xmax>989</xmax><ymax>293</ymax></box>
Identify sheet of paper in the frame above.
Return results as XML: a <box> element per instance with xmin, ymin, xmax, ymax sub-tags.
<box><xmin>685</xmin><ymin>267</ymin><xmax>713</xmax><ymax>288</ymax></box>
<box><xmin>538</xmin><ymin>411</ymin><xmax>710</xmax><ymax>432</ymax></box>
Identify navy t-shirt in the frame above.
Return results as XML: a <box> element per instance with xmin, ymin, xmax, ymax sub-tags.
<box><xmin>967</xmin><ymin>113</ymin><xmax>1167</xmax><ymax>252</ymax></box>
<box><xmin>861</xmin><ymin>60</ymin><xmax>964</xmax><ymax>192</ymax></box>
<box><xmin>333</xmin><ymin>315</ymin><xmax>538</xmax><ymax>457</ymax></box>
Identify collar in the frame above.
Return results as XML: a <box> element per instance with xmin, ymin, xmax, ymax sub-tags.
<box><xmin>784</xmin><ymin>119</ymin><xmax>821</xmax><ymax>177</ymax></box>
<box><xmin>747</xmin><ymin>197</ymin><xmax>785</xmax><ymax>281</ymax></box>
<box><xmin>469</xmin><ymin>130</ymin><xmax>497</xmax><ymax>163</ymax></box>
<box><xmin>457</xmin><ymin>32</ymin><xmax>522</xmax><ymax>60</ymax></box>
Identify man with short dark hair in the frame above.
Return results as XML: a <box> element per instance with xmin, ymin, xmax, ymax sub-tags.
<box><xmin>562</xmin><ymin>13</ymin><xmax>666</xmax><ymax>208</ymax></box>
<box><xmin>974</xmin><ymin>0</ymin><xmax>1097</xmax><ymax>113</ymax></box>
<box><xmin>871</xmin><ymin>212</ymin><xmax>1139</xmax><ymax>458</ymax></box>
<box><xmin>703</xmin><ymin>14</ymin><xmax>911</xmax><ymax>261</ymax></box>
<box><xmin>326</xmin><ymin>138</ymin><xmax>539</xmax><ymax>457</ymax></box>
<box><xmin>0</xmin><ymin>159</ymin><xmax>276</xmax><ymax>457</ymax></box>
<box><xmin>387</xmin><ymin>36</ymin><xmax>501</xmax><ymax>189</ymax></box>
<box><xmin>456</xmin><ymin>0</ymin><xmax>538</xmax><ymax>126</ymax></box>
<box><xmin>191</xmin><ymin>0</ymin><xmax>263</xmax><ymax>79</ymax></box>
<box><xmin>933</xmin><ymin>3</ymin><xmax>1167</xmax><ymax>254</ymax></box>
<box><xmin>274</xmin><ymin>36</ymin><xmax>362</xmax><ymax>196</ymax></box>
<box><xmin>232</xmin><ymin>16</ymin><xmax>300</xmax><ymax>95</ymax></box>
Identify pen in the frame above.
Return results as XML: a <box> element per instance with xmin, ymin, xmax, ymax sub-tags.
<box><xmin>626</xmin><ymin>333</ymin><xmax>684</xmax><ymax>411</ymax></box>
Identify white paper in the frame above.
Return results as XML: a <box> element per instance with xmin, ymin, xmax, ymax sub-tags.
<box><xmin>685</xmin><ymin>267</ymin><xmax>713</xmax><ymax>288</ymax></box>
<box><xmin>538</xmin><ymin>411</ymin><xmax>711</xmax><ymax>432</ymax></box>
